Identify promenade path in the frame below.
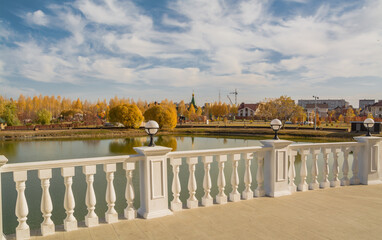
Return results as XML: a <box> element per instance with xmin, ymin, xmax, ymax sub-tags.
<box><xmin>9</xmin><ymin>184</ymin><xmax>382</xmax><ymax>240</ymax></box>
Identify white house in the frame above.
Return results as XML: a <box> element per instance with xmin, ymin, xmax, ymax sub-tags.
<box><xmin>370</xmin><ymin>101</ymin><xmax>382</xmax><ymax>118</ymax></box>
<box><xmin>237</xmin><ymin>103</ymin><xmax>259</xmax><ymax>118</ymax></box>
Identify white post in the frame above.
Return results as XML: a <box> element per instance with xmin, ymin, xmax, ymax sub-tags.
<box><xmin>350</xmin><ymin>146</ymin><xmax>360</xmax><ymax>185</ymax></box>
<box><xmin>260</xmin><ymin>140</ymin><xmax>293</xmax><ymax>197</ymax></box>
<box><xmin>134</xmin><ymin>146</ymin><xmax>173</xmax><ymax>219</ymax></box>
<box><xmin>242</xmin><ymin>153</ymin><xmax>253</xmax><ymax>200</ymax></box>
<box><xmin>104</xmin><ymin>163</ymin><xmax>118</xmax><ymax>223</ymax></box>
<box><xmin>288</xmin><ymin>150</ymin><xmax>298</xmax><ymax>193</ymax></box>
<box><xmin>320</xmin><ymin>148</ymin><xmax>331</xmax><ymax>189</ymax></box>
<box><xmin>202</xmin><ymin>156</ymin><xmax>213</xmax><ymax>207</ymax></box>
<box><xmin>298</xmin><ymin>149</ymin><xmax>309</xmax><ymax>192</ymax></box>
<box><xmin>229</xmin><ymin>154</ymin><xmax>241</xmax><ymax>202</ymax></box>
<box><xmin>170</xmin><ymin>158</ymin><xmax>182</xmax><ymax>211</ymax></box>
<box><xmin>341</xmin><ymin>147</ymin><xmax>350</xmax><ymax>186</ymax></box>
<box><xmin>254</xmin><ymin>152</ymin><xmax>265</xmax><ymax>197</ymax></box>
<box><xmin>14</xmin><ymin>171</ymin><xmax>30</xmax><ymax>240</ymax></box>
<box><xmin>187</xmin><ymin>157</ymin><xmax>198</xmax><ymax>209</ymax></box>
<box><xmin>216</xmin><ymin>155</ymin><xmax>227</xmax><ymax>204</ymax></box>
<box><xmin>330</xmin><ymin>148</ymin><xmax>341</xmax><ymax>187</ymax></box>
<box><xmin>0</xmin><ymin>156</ymin><xmax>8</xmax><ymax>240</ymax></box>
<box><xmin>309</xmin><ymin>148</ymin><xmax>320</xmax><ymax>190</ymax></box>
<box><xmin>354</xmin><ymin>137</ymin><xmax>382</xmax><ymax>184</ymax></box>
<box><xmin>38</xmin><ymin>169</ymin><xmax>55</xmax><ymax>236</ymax></box>
<box><xmin>61</xmin><ymin>167</ymin><xmax>77</xmax><ymax>232</ymax></box>
<box><xmin>123</xmin><ymin>162</ymin><xmax>136</xmax><ymax>220</ymax></box>
<box><xmin>83</xmin><ymin>165</ymin><xmax>98</xmax><ymax>227</ymax></box>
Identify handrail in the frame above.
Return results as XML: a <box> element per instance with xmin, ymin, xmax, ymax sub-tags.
<box><xmin>289</xmin><ymin>142</ymin><xmax>364</xmax><ymax>150</ymax></box>
<box><xmin>167</xmin><ymin>146</ymin><xmax>268</xmax><ymax>159</ymax></box>
<box><xmin>0</xmin><ymin>154</ymin><xmax>143</xmax><ymax>173</ymax></box>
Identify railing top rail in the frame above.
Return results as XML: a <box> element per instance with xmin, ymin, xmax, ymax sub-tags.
<box><xmin>167</xmin><ymin>145</ymin><xmax>269</xmax><ymax>159</ymax></box>
<box><xmin>289</xmin><ymin>141</ymin><xmax>363</xmax><ymax>150</ymax></box>
<box><xmin>0</xmin><ymin>154</ymin><xmax>143</xmax><ymax>173</ymax></box>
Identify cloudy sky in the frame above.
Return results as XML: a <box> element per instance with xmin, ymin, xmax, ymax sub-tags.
<box><xmin>1</xmin><ymin>0</ymin><xmax>381</xmax><ymax>107</ymax></box>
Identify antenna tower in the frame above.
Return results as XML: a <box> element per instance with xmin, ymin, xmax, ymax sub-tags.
<box><xmin>229</xmin><ymin>89</ymin><xmax>238</xmax><ymax>105</ymax></box>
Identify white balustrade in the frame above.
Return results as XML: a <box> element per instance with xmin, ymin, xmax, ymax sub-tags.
<box><xmin>320</xmin><ymin>148</ymin><xmax>331</xmax><ymax>189</ymax></box>
<box><xmin>124</xmin><ymin>162</ymin><xmax>136</xmax><ymax>220</ymax></box>
<box><xmin>330</xmin><ymin>148</ymin><xmax>341</xmax><ymax>187</ymax></box>
<box><xmin>216</xmin><ymin>155</ymin><xmax>228</xmax><ymax>204</ymax></box>
<box><xmin>187</xmin><ymin>157</ymin><xmax>198</xmax><ymax>209</ymax></box>
<box><xmin>229</xmin><ymin>154</ymin><xmax>241</xmax><ymax>202</ymax></box>
<box><xmin>298</xmin><ymin>149</ymin><xmax>309</xmax><ymax>191</ymax></box>
<box><xmin>61</xmin><ymin>167</ymin><xmax>77</xmax><ymax>231</ymax></box>
<box><xmin>202</xmin><ymin>156</ymin><xmax>213</xmax><ymax>207</ymax></box>
<box><xmin>254</xmin><ymin>152</ymin><xmax>265</xmax><ymax>197</ymax></box>
<box><xmin>38</xmin><ymin>169</ymin><xmax>54</xmax><ymax>236</ymax></box>
<box><xmin>170</xmin><ymin>158</ymin><xmax>182</xmax><ymax>211</ymax></box>
<box><xmin>104</xmin><ymin>163</ymin><xmax>118</xmax><ymax>223</ymax></box>
<box><xmin>289</xmin><ymin>150</ymin><xmax>298</xmax><ymax>193</ymax></box>
<box><xmin>14</xmin><ymin>171</ymin><xmax>30</xmax><ymax>239</ymax></box>
<box><xmin>83</xmin><ymin>165</ymin><xmax>98</xmax><ymax>227</ymax></box>
<box><xmin>341</xmin><ymin>147</ymin><xmax>350</xmax><ymax>186</ymax></box>
<box><xmin>242</xmin><ymin>153</ymin><xmax>253</xmax><ymax>200</ymax></box>
<box><xmin>309</xmin><ymin>149</ymin><xmax>320</xmax><ymax>190</ymax></box>
<box><xmin>350</xmin><ymin>146</ymin><xmax>360</xmax><ymax>185</ymax></box>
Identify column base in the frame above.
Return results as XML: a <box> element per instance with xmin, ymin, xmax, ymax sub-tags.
<box><xmin>320</xmin><ymin>181</ymin><xmax>330</xmax><ymax>189</ymax></box>
<box><xmin>242</xmin><ymin>191</ymin><xmax>253</xmax><ymax>200</ymax></box>
<box><xmin>64</xmin><ymin>220</ymin><xmax>78</xmax><ymax>232</ymax></box>
<box><xmin>309</xmin><ymin>182</ymin><xmax>319</xmax><ymax>190</ymax></box>
<box><xmin>202</xmin><ymin>197</ymin><xmax>213</xmax><ymax>207</ymax></box>
<box><xmin>171</xmin><ymin>202</ymin><xmax>183</xmax><ymax>211</ymax></box>
<box><xmin>16</xmin><ymin>227</ymin><xmax>30</xmax><ymax>239</ymax></box>
<box><xmin>298</xmin><ymin>183</ymin><xmax>308</xmax><ymax>191</ymax></box>
<box><xmin>105</xmin><ymin>213</ymin><xmax>118</xmax><ymax>223</ymax></box>
<box><xmin>124</xmin><ymin>208</ymin><xmax>136</xmax><ymax>220</ymax></box>
<box><xmin>216</xmin><ymin>195</ymin><xmax>227</xmax><ymax>204</ymax></box>
<box><xmin>350</xmin><ymin>177</ymin><xmax>360</xmax><ymax>185</ymax></box>
<box><xmin>341</xmin><ymin>179</ymin><xmax>350</xmax><ymax>186</ymax></box>
<box><xmin>187</xmin><ymin>199</ymin><xmax>198</xmax><ymax>209</ymax></box>
<box><xmin>85</xmin><ymin>216</ymin><xmax>99</xmax><ymax>227</ymax></box>
<box><xmin>289</xmin><ymin>185</ymin><xmax>297</xmax><ymax>193</ymax></box>
<box><xmin>330</xmin><ymin>180</ymin><xmax>340</xmax><ymax>188</ymax></box>
<box><xmin>254</xmin><ymin>189</ymin><xmax>265</xmax><ymax>197</ymax></box>
<box><xmin>138</xmin><ymin>208</ymin><xmax>173</xmax><ymax>219</ymax></box>
<box><xmin>41</xmin><ymin>223</ymin><xmax>55</xmax><ymax>236</ymax></box>
<box><xmin>229</xmin><ymin>193</ymin><xmax>241</xmax><ymax>202</ymax></box>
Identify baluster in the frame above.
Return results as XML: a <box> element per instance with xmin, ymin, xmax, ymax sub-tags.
<box><xmin>14</xmin><ymin>171</ymin><xmax>30</xmax><ymax>239</ymax></box>
<box><xmin>38</xmin><ymin>169</ymin><xmax>54</xmax><ymax>235</ymax></box>
<box><xmin>242</xmin><ymin>153</ymin><xmax>254</xmax><ymax>200</ymax></box>
<box><xmin>83</xmin><ymin>165</ymin><xmax>98</xmax><ymax>227</ymax></box>
<box><xmin>104</xmin><ymin>164</ymin><xmax>118</xmax><ymax>223</ymax></box>
<box><xmin>350</xmin><ymin>146</ymin><xmax>360</xmax><ymax>185</ymax></box>
<box><xmin>254</xmin><ymin>152</ymin><xmax>265</xmax><ymax>197</ymax></box>
<box><xmin>187</xmin><ymin>157</ymin><xmax>198</xmax><ymax>209</ymax></box>
<box><xmin>298</xmin><ymin>149</ymin><xmax>309</xmax><ymax>191</ymax></box>
<box><xmin>341</xmin><ymin>147</ymin><xmax>350</xmax><ymax>186</ymax></box>
<box><xmin>289</xmin><ymin>150</ymin><xmax>298</xmax><ymax>193</ymax></box>
<box><xmin>61</xmin><ymin>167</ymin><xmax>77</xmax><ymax>231</ymax></box>
<box><xmin>124</xmin><ymin>162</ymin><xmax>136</xmax><ymax>219</ymax></box>
<box><xmin>229</xmin><ymin>154</ymin><xmax>241</xmax><ymax>202</ymax></box>
<box><xmin>309</xmin><ymin>148</ymin><xmax>320</xmax><ymax>190</ymax></box>
<box><xmin>320</xmin><ymin>148</ymin><xmax>331</xmax><ymax>189</ymax></box>
<box><xmin>170</xmin><ymin>158</ymin><xmax>182</xmax><ymax>211</ymax></box>
<box><xmin>330</xmin><ymin>148</ymin><xmax>341</xmax><ymax>187</ymax></box>
<box><xmin>216</xmin><ymin>155</ymin><xmax>227</xmax><ymax>204</ymax></box>
<box><xmin>202</xmin><ymin>156</ymin><xmax>213</xmax><ymax>207</ymax></box>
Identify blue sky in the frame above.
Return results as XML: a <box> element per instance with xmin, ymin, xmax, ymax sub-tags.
<box><xmin>1</xmin><ymin>0</ymin><xmax>381</xmax><ymax>107</ymax></box>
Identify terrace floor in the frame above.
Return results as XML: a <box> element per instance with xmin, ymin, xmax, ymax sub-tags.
<box><xmin>8</xmin><ymin>184</ymin><xmax>382</xmax><ymax>240</ymax></box>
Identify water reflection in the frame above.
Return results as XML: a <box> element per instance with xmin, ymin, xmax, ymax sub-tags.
<box><xmin>0</xmin><ymin>141</ymin><xmax>17</xmax><ymax>157</ymax></box>
<box><xmin>108</xmin><ymin>136</ymin><xmax>178</xmax><ymax>154</ymax></box>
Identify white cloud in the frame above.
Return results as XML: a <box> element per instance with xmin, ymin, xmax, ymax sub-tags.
<box><xmin>26</xmin><ymin>10</ymin><xmax>48</xmax><ymax>26</ymax></box>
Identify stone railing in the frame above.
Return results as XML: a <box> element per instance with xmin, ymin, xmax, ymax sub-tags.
<box><xmin>0</xmin><ymin>136</ymin><xmax>381</xmax><ymax>240</ymax></box>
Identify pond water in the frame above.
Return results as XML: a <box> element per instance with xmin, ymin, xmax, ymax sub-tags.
<box><xmin>0</xmin><ymin>136</ymin><xmax>352</xmax><ymax>235</ymax></box>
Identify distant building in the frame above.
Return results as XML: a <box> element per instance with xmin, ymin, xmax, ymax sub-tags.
<box><xmin>298</xmin><ymin>99</ymin><xmax>349</xmax><ymax>110</ymax></box>
<box><xmin>359</xmin><ymin>99</ymin><xmax>375</xmax><ymax>110</ymax></box>
<box><xmin>305</xmin><ymin>104</ymin><xmax>328</xmax><ymax>118</ymax></box>
<box><xmin>370</xmin><ymin>101</ymin><xmax>382</xmax><ymax>118</ymax></box>
<box><xmin>237</xmin><ymin>103</ymin><xmax>259</xmax><ymax>118</ymax></box>
<box><xmin>189</xmin><ymin>93</ymin><xmax>197</xmax><ymax>110</ymax></box>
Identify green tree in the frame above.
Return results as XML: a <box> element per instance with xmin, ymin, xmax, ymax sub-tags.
<box><xmin>144</xmin><ymin>105</ymin><xmax>177</xmax><ymax>129</ymax></box>
<box><xmin>109</xmin><ymin>104</ymin><xmax>143</xmax><ymax>128</ymax></box>
<box><xmin>36</xmin><ymin>109</ymin><xmax>52</xmax><ymax>125</ymax></box>
<box><xmin>1</xmin><ymin>102</ymin><xmax>20</xmax><ymax>126</ymax></box>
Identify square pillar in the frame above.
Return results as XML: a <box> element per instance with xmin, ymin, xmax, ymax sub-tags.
<box><xmin>260</xmin><ymin>140</ymin><xmax>293</xmax><ymax>197</ymax></box>
<box><xmin>0</xmin><ymin>156</ymin><xmax>8</xmax><ymax>240</ymax></box>
<box><xmin>134</xmin><ymin>146</ymin><xmax>173</xmax><ymax>219</ymax></box>
<box><xmin>354</xmin><ymin>137</ymin><xmax>382</xmax><ymax>185</ymax></box>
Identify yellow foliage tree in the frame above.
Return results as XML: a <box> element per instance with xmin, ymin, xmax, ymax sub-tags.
<box><xmin>109</xmin><ymin>104</ymin><xmax>143</xmax><ymax>128</ymax></box>
<box><xmin>144</xmin><ymin>105</ymin><xmax>177</xmax><ymax>129</ymax></box>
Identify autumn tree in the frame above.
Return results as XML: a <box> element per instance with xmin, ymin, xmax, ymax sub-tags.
<box><xmin>345</xmin><ymin>108</ymin><xmax>356</xmax><ymax>123</ymax></box>
<box><xmin>257</xmin><ymin>96</ymin><xmax>301</xmax><ymax>123</ymax></box>
<box><xmin>109</xmin><ymin>104</ymin><xmax>143</xmax><ymax>128</ymax></box>
<box><xmin>36</xmin><ymin>109</ymin><xmax>52</xmax><ymax>125</ymax></box>
<box><xmin>177</xmin><ymin>100</ymin><xmax>186</xmax><ymax>116</ymax></box>
<box><xmin>144</xmin><ymin>104</ymin><xmax>177</xmax><ymax>129</ymax></box>
<box><xmin>1</xmin><ymin>102</ymin><xmax>20</xmax><ymax>126</ymax></box>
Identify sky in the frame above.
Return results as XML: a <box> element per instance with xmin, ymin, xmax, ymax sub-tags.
<box><xmin>0</xmin><ymin>0</ymin><xmax>381</xmax><ymax>107</ymax></box>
